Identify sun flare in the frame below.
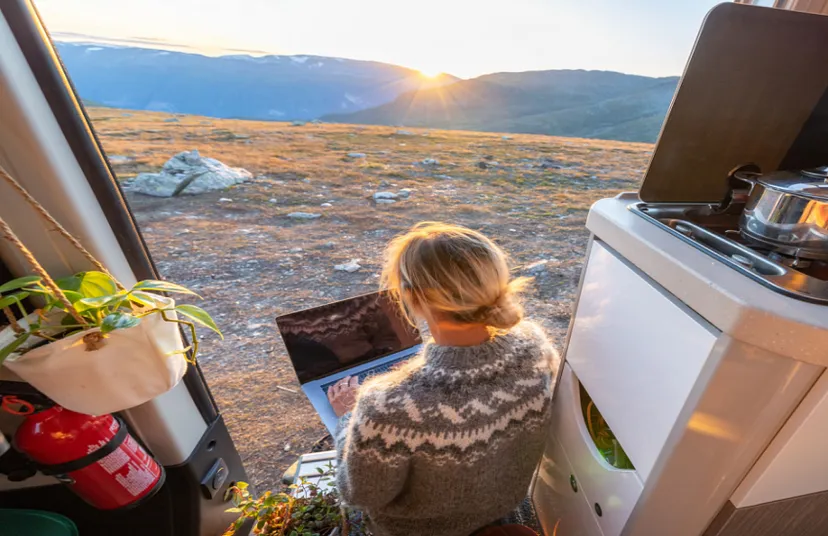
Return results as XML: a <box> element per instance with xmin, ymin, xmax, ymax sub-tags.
<box><xmin>418</xmin><ymin>68</ymin><xmax>442</xmax><ymax>79</ymax></box>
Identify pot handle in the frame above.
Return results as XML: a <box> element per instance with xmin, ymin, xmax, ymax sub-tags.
<box><xmin>733</xmin><ymin>170</ymin><xmax>760</xmax><ymax>187</ymax></box>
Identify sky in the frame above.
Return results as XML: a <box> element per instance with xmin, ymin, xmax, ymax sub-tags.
<box><xmin>36</xmin><ymin>0</ymin><xmax>726</xmax><ymax>79</ymax></box>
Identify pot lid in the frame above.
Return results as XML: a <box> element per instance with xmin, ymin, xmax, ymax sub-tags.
<box><xmin>755</xmin><ymin>170</ymin><xmax>828</xmax><ymax>202</ymax></box>
<box><xmin>639</xmin><ymin>4</ymin><xmax>828</xmax><ymax>204</ymax></box>
<box><xmin>801</xmin><ymin>166</ymin><xmax>828</xmax><ymax>180</ymax></box>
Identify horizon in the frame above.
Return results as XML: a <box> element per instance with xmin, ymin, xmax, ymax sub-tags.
<box><xmin>36</xmin><ymin>0</ymin><xmax>724</xmax><ymax>79</ymax></box>
<box><xmin>52</xmin><ymin>33</ymin><xmax>685</xmax><ymax>81</ymax></box>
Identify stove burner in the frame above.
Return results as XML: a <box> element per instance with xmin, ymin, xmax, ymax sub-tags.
<box><xmin>630</xmin><ymin>202</ymin><xmax>828</xmax><ymax>305</ymax></box>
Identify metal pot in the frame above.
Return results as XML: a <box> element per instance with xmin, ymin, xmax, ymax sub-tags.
<box><xmin>734</xmin><ymin>167</ymin><xmax>828</xmax><ymax>260</ymax></box>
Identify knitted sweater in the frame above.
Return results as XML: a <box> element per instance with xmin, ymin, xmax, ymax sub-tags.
<box><xmin>335</xmin><ymin>321</ymin><xmax>559</xmax><ymax>536</ymax></box>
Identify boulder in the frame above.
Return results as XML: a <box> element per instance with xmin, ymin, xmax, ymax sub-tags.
<box><xmin>373</xmin><ymin>192</ymin><xmax>399</xmax><ymax>200</ymax></box>
<box><xmin>348</xmin><ymin>152</ymin><xmax>367</xmax><ymax>159</ymax></box>
<box><xmin>126</xmin><ymin>150</ymin><xmax>252</xmax><ymax>197</ymax></box>
<box><xmin>421</xmin><ymin>158</ymin><xmax>439</xmax><ymax>166</ymax></box>
<box><xmin>395</xmin><ymin>130</ymin><xmax>415</xmax><ymax>136</ymax></box>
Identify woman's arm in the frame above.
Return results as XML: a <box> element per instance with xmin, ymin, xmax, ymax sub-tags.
<box><xmin>334</xmin><ymin>394</ymin><xmax>410</xmax><ymax>510</ymax></box>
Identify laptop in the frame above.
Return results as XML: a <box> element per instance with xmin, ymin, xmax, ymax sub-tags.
<box><xmin>276</xmin><ymin>291</ymin><xmax>423</xmax><ymax>434</ymax></box>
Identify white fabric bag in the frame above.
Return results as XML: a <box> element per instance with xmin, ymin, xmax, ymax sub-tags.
<box><xmin>3</xmin><ymin>296</ymin><xmax>187</xmax><ymax>416</ymax></box>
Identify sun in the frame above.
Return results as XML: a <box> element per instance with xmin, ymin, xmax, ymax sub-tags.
<box><xmin>418</xmin><ymin>68</ymin><xmax>442</xmax><ymax>79</ymax></box>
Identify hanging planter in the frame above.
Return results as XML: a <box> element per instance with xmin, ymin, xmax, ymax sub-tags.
<box><xmin>0</xmin><ymin>165</ymin><xmax>221</xmax><ymax>416</ymax></box>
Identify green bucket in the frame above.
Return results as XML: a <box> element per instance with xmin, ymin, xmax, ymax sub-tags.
<box><xmin>0</xmin><ymin>509</ymin><xmax>79</xmax><ymax>536</ymax></box>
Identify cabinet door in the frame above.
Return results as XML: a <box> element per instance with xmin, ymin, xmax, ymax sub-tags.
<box><xmin>534</xmin><ymin>437</ymin><xmax>604</xmax><ymax>536</ymax></box>
<box><xmin>565</xmin><ymin>241</ymin><xmax>719</xmax><ymax>481</ymax></box>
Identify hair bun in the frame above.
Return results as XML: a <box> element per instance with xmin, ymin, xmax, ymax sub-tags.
<box><xmin>481</xmin><ymin>291</ymin><xmax>523</xmax><ymax>330</ymax></box>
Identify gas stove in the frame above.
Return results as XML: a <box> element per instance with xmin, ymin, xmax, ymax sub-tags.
<box><xmin>629</xmin><ymin>202</ymin><xmax>828</xmax><ymax>305</ymax></box>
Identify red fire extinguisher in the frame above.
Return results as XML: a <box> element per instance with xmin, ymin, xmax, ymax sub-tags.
<box><xmin>13</xmin><ymin>405</ymin><xmax>164</xmax><ymax>510</ymax></box>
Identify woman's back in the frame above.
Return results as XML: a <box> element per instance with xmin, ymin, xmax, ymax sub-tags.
<box><xmin>335</xmin><ymin>321</ymin><xmax>558</xmax><ymax>536</ymax></box>
<box><xmin>331</xmin><ymin>222</ymin><xmax>559</xmax><ymax>536</ymax></box>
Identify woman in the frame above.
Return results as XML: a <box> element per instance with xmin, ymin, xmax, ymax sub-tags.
<box><xmin>328</xmin><ymin>222</ymin><xmax>559</xmax><ymax>536</ymax></box>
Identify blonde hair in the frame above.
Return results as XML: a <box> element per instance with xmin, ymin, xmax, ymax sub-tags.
<box><xmin>380</xmin><ymin>222</ymin><xmax>529</xmax><ymax>330</ymax></box>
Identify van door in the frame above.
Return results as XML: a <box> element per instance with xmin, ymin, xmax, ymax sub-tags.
<box><xmin>0</xmin><ymin>1</ymin><xmax>248</xmax><ymax>534</ymax></box>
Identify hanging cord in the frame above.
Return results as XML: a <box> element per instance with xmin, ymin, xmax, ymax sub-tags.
<box><xmin>0</xmin><ymin>215</ymin><xmax>86</xmax><ymax>326</ymax></box>
<box><xmin>0</xmin><ymin>164</ymin><xmax>126</xmax><ymax>292</ymax></box>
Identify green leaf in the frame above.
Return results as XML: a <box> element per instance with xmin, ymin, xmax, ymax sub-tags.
<box><xmin>0</xmin><ymin>291</ymin><xmax>30</xmax><ymax>310</ymax></box>
<box><xmin>0</xmin><ymin>276</ymin><xmax>40</xmax><ymax>294</ymax></box>
<box><xmin>59</xmin><ymin>271</ymin><xmax>118</xmax><ymax>298</ymax></box>
<box><xmin>174</xmin><ymin>304</ymin><xmax>223</xmax><ymax>339</ymax></box>
<box><xmin>132</xmin><ymin>279</ymin><xmax>200</xmax><ymax>297</ymax></box>
<box><xmin>0</xmin><ymin>333</ymin><xmax>30</xmax><ymax>366</ymax></box>
<box><xmin>100</xmin><ymin>312</ymin><xmax>141</xmax><ymax>334</ymax></box>
<box><xmin>128</xmin><ymin>290</ymin><xmax>159</xmax><ymax>308</ymax></box>
<box><xmin>224</xmin><ymin>507</ymin><xmax>243</xmax><ymax>514</ymax></box>
<box><xmin>75</xmin><ymin>292</ymin><xmax>127</xmax><ymax>312</ymax></box>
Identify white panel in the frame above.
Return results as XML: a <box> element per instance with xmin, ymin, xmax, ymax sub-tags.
<box><xmin>534</xmin><ymin>437</ymin><xmax>605</xmax><ymax>536</ymax></box>
<box><xmin>555</xmin><ymin>365</ymin><xmax>643</xmax><ymax>536</ymax></box>
<box><xmin>733</xmin><ymin>370</ymin><xmax>828</xmax><ymax>507</ymax></box>
<box><xmin>566</xmin><ymin>242</ymin><xmax>719</xmax><ymax>481</ymax></box>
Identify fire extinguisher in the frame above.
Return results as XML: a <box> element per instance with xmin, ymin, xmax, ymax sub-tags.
<box><xmin>13</xmin><ymin>405</ymin><xmax>165</xmax><ymax>510</ymax></box>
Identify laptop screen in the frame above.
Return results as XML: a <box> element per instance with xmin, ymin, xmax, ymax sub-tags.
<box><xmin>276</xmin><ymin>291</ymin><xmax>421</xmax><ymax>384</ymax></box>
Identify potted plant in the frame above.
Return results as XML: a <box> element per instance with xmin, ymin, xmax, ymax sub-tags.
<box><xmin>224</xmin><ymin>464</ymin><xmax>367</xmax><ymax>536</ymax></box>
<box><xmin>0</xmin><ymin>270</ymin><xmax>221</xmax><ymax>415</ymax></box>
<box><xmin>0</xmin><ymin>164</ymin><xmax>220</xmax><ymax>416</ymax></box>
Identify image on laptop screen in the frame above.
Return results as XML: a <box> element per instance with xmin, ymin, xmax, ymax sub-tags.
<box><xmin>276</xmin><ymin>291</ymin><xmax>421</xmax><ymax>384</ymax></box>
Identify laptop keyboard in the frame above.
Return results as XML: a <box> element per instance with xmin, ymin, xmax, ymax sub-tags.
<box><xmin>321</xmin><ymin>358</ymin><xmax>404</xmax><ymax>395</ymax></box>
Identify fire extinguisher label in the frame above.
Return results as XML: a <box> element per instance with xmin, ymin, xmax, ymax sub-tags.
<box><xmin>94</xmin><ymin>433</ymin><xmax>161</xmax><ymax>498</ymax></box>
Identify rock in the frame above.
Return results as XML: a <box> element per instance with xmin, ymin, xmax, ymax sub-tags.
<box><xmin>107</xmin><ymin>155</ymin><xmax>133</xmax><ymax>164</ymax></box>
<box><xmin>421</xmin><ymin>158</ymin><xmax>439</xmax><ymax>166</ymax></box>
<box><xmin>289</xmin><ymin>247</ymin><xmax>304</xmax><ymax>253</ymax></box>
<box><xmin>126</xmin><ymin>150</ymin><xmax>252</xmax><ymax>197</ymax></box>
<box><xmin>287</xmin><ymin>212</ymin><xmax>321</xmax><ymax>220</ymax></box>
<box><xmin>502</xmin><ymin>135</ymin><xmax>512</xmax><ymax>140</ymax></box>
<box><xmin>398</xmin><ymin>188</ymin><xmax>413</xmax><ymax>198</ymax></box>
<box><xmin>321</xmin><ymin>203</ymin><xmax>333</xmax><ymax>207</ymax></box>
<box><xmin>435</xmin><ymin>174</ymin><xmax>452</xmax><ymax>180</ymax></box>
<box><xmin>320</xmin><ymin>241</ymin><xmax>336</xmax><ymax>250</ymax></box>
<box><xmin>291</xmin><ymin>121</ymin><xmax>306</xmax><ymax>126</ymax></box>
<box><xmin>395</xmin><ymin>130</ymin><xmax>415</xmax><ymax>136</ymax></box>
<box><xmin>477</xmin><ymin>161</ymin><xmax>491</xmax><ymax>170</ymax></box>
<box><xmin>218</xmin><ymin>198</ymin><xmax>233</xmax><ymax>203</ymax></box>
<box><xmin>537</xmin><ymin>159</ymin><xmax>565</xmax><ymax>170</ymax></box>
<box><xmin>373</xmin><ymin>191</ymin><xmax>399</xmax><ymax>200</ymax></box>
<box><xmin>376</xmin><ymin>198</ymin><xmax>396</xmax><ymax>204</ymax></box>
<box><xmin>163</xmin><ymin>117</ymin><xmax>179</xmax><ymax>123</ymax></box>
<box><xmin>524</xmin><ymin>260</ymin><xmax>549</xmax><ymax>275</ymax></box>
<box><xmin>348</xmin><ymin>152</ymin><xmax>367</xmax><ymax>158</ymax></box>
<box><xmin>483</xmin><ymin>155</ymin><xmax>495</xmax><ymax>161</ymax></box>
<box><xmin>269</xmin><ymin>198</ymin><xmax>278</xmax><ymax>203</ymax></box>
<box><xmin>334</xmin><ymin>259</ymin><xmax>362</xmax><ymax>273</ymax></box>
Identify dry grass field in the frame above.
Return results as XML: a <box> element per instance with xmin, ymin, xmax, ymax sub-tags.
<box><xmin>88</xmin><ymin>107</ymin><xmax>653</xmax><ymax>491</ymax></box>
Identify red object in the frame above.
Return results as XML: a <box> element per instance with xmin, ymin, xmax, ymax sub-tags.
<box><xmin>14</xmin><ymin>406</ymin><xmax>164</xmax><ymax>510</ymax></box>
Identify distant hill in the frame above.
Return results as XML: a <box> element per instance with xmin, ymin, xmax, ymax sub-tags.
<box><xmin>55</xmin><ymin>42</ymin><xmax>458</xmax><ymax>121</ymax></box>
<box><xmin>323</xmin><ymin>70</ymin><xmax>679</xmax><ymax>142</ymax></box>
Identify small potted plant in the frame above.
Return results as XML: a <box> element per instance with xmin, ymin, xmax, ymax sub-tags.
<box><xmin>0</xmin><ymin>270</ymin><xmax>221</xmax><ymax>416</ymax></box>
<box><xmin>224</xmin><ymin>464</ymin><xmax>367</xmax><ymax>536</ymax></box>
<box><xmin>0</xmin><ymin>165</ymin><xmax>221</xmax><ymax>416</ymax></box>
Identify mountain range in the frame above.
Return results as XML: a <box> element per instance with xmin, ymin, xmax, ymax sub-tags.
<box><xmin>55</xmin><ymin>42</ymin><xmax>678</xmax><ymax>142</ymax></box>
<box><xmin>323</xmin><ymin>70</ymin><xmax>678</xmax><ymax>143</ymax></box>
<box><xmin>55</xmin><ymin>42</ymin><xmax>457</xmax><ymax>121</ymax></box>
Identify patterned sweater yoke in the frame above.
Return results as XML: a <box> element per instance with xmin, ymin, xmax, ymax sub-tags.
<box><xmin>335</xmin><ymin>321</ymin><xmax>560</xmax><ymax>536</ymax></box>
